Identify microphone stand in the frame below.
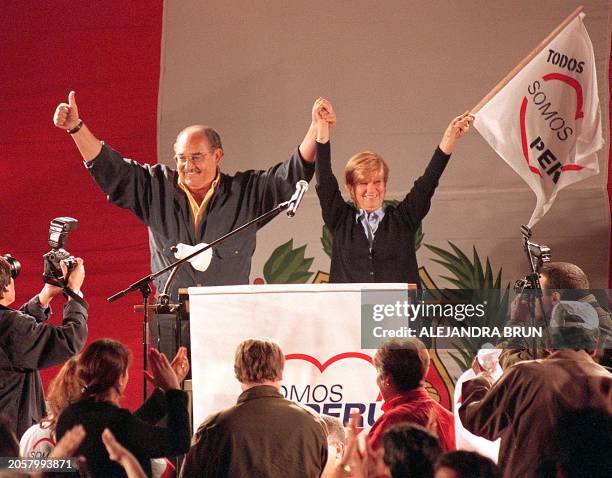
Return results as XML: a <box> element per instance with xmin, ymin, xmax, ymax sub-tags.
<box><xmin>107</xmin><ymin>199</ymin><xmax>292</xmax><ymax>400</ymax></box>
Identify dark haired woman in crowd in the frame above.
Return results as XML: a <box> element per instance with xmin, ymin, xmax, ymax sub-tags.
<box><xmin>56</xmin><ymin>339</ymin><xmax>190</xmax><ymax>478</ymax></box>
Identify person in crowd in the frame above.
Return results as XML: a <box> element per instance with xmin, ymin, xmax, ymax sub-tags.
<box><xmin>320</xmin><ymin>414</ymin><xmax>347</xmax><ymax>478</ymax></box>
<box><xmin>540</xmin><ymin>407</ymin><xmax>612</xmax><ymax>478</ymax></box>
<box><xmin>368</xmin><ymin>338</ymin><xmax>455</xmax><ymax>451</ymax></box>
<box><xmin>460</xmin><ymin>301</ymin><xmax>612</xmax><ymax>478</ymax></box>
<box><xmin>56</xmin><ymin>339</ymin><xmax>190</xmax><ymax>478</ymax></box>
<box><xmin>0</xmin><ymin>255</ymin><xmax>87</xmax><ymax>438</ymax></box>
<box><xmin>329</xmin><ymin>412</ymin><xmax>384</xmax><ymax>478</ymax></box>
<box><xmin>53</xmin><ymin>93</ymin><xmax>326</xmax><ymax>298</ymax></box>
<box><xmin>333</xmin><ymin>420</ymin><xmax>443</xmax><ymax>478</ymax></box>
<box><xmin>313</xmin><ymin>98</ymin><xmax>473</xmax><ymax>285</ymax></box>
<box><xmin>383</xmin><ymin>423</ymin><xmax>442</xmax><ymax>478</ymax></box>
<box><xmin>434</xmin><ymin>450</ymin><xmax>499</xmax><ymax>478</ymax></box>
<box><xmin>31</xmin><ymin>425</ymin><xmax>147</xmax><ymax>478</ymax></box>
<box><xmin>19</xmin><ymin>356</ymin><xmax>80</xmax><ymax>458</ymax></box>
<box><xmin>500</xmin><ymin>262</ymin><xmax>612</xmax><ymax>368</ymax></box>
<box><xmin>181</xmin><ymin>337</ymin><xmax>328</xmax><ymax>477</ymax></box>
<box><xmin>20</xmin><ymin>354</ymin><xmax>175</xmax><ymax>478</ymax></box>
<box><xmin>453</xmin><ymin>349</ymin><xmax>501</xmax><ymax>464</ymax></box>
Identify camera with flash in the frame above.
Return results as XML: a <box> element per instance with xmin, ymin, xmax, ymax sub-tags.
<box><xmin>43</xmin><ymin>217</ymin><xmax>78</xmax><ymax>286</ymax></box>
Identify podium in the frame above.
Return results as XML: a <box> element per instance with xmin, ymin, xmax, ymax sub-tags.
<box><xmin>185</xmin><ymin>283</ymin><xmax>456</xmax><ymax>431</ymax></box>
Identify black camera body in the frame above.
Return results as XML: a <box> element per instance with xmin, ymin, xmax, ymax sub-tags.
<box><xmin>514</xmin><ymin>225</ymin><xmax>552</xmax><ymax>294</ymax></box>
<box><xmin>43</xmin><ymin>217</ymin><xmax>78</xmax><ymax>286</ymax></box>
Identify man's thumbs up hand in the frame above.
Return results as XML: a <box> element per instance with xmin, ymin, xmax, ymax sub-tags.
<box><xmin>53</xmin><ymin>90</ymin><xmax>80</xmax><ymax>130</ymax></box>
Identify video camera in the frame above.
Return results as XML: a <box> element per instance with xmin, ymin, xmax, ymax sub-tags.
<box><xmin>43</xmin><ymin>217</ymin><xmax>78</xmax><ymax>287</ymax></box>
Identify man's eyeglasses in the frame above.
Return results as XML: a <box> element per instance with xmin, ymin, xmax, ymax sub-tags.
<box><xmin>174</xmin><ymin>150</ymin><xmax>215</xmax><ymax>164</ymax></box>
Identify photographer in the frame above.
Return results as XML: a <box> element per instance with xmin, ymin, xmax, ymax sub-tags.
<box><xmin>499</xmin><ymin>262</ymin><xmax>612</xmax><ymax>369</ymax></box>
<box><xmin>0</xmin><ymin>255</ymin><xmax>88</xmax><ymax>439</ymax></box>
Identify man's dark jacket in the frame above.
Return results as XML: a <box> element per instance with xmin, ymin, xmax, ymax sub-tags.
<box><xmin>86</xmin><ymin>144</ymin><xmax>314</xmax><ymax>299</ymax></box>
<box><xmin>181</xmin><ymin>385</ymin><xmax>328</xmax><ymax>477</ymax></box>
<box><xmin>0</xmin><ymin>297</ymin><xmax>88</xmax><ymax>438</ymax></box>
<box><xmin>460</xmin><ymin>350</ymin><xmax>612</xmax><ymax>478</ymax></box>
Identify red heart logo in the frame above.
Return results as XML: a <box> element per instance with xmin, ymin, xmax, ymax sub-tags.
<box><xmin>285</xmin><ymin>352</ymin><xmax>382</xmax><ymax>402</ymax></box>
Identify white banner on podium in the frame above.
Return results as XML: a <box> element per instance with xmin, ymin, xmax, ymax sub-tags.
<box><xmin>188</xmin><ymin>283</ymin><xmax>411</xmax><ymax>431</ymax></box>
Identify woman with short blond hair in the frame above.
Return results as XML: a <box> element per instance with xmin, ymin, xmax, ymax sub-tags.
<box><xmin>313</xmin><ymin>98</ymin><xmax>473</xmax><ymax>285</ymax></box>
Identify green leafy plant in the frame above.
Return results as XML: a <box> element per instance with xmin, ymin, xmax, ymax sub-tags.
<box><xmin>263</xmin><ymin>239</ymin><xmax>314</xmax><ymax>284</ymax></box>
<box><xmin>424</xmin><ymin>242</ymin><xmax>510</xmax><ymax>372</ymax></box>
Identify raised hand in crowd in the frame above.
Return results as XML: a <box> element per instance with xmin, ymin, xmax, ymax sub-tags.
<box><xmin>333</xmin><ymin>414</ymin><xmax>388</xmax><ymax>478</ymax></box>
<box><xmin>170</xmin><ymin>346</ymin><xmax>190</xmax><ymax>382</ymax></box>
<box><xmin>27</xmin><ymin>425</ymin><xmax>87</xmax><ymax>478</ymax></box>
<box><xmin>145</xmin><ymin>346</ymin><xmax>189</xmax><ymax>388</ymax></box>
<box><xmin>146</xmin><ymin>348</ymin><xmax>181</xmax><ymax>392</ymax></box>
<box><xmin>470</xmin><ymin>356</ymin><xmax>497</xmax><ymax>389</ymax></box>
<box><xmin>439</xmin><ymin>111</ymin><xmax>474</xmax><ymax>154</ymax></box>
<box><xmin>102</xmin><ymin>428</ymin><xmax>147</xmax><ymax>478</ymax></box>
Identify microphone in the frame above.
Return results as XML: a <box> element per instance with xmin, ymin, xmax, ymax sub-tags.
<box><xmin>287</xmin><ymin>180</ymin><xmax>309</xmax><ymax>217</ymax></box>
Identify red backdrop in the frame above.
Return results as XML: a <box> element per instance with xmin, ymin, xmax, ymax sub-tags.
<box><xmin>0</xmin><ymin>1</ymin><xmax>163</xmax><ymax>410</ymax></box>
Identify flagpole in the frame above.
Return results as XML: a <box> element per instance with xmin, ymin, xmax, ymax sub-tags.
<box><xmin>471</xmin><ymin>5</ymin><xmax>584</xmax><ymax>114</ymax></box>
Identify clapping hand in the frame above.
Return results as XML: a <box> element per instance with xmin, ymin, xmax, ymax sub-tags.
<box><xmin>145</xmin><ymin>348</ymin><xmax>181</xmax><ymax>392</ymax></box>
<box><xmin>170</xmin><ymin>346</ymin><xmax>190</xmax><ymax>382</ymax></box>
<box><xmin>33</xmin><ymin>425</ymin><xmax>88</xmax><ymax>478</ymax></box>
<box><xmin>333</xmin><ymin>413</ymin><xmax>389</xmax><ymax>478</ymax></box>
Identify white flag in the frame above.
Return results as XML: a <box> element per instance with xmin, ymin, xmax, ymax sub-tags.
<box><xmin>474</xmin><ymin>13</ymin><xmax>602</xmax><ymax>227</ymax></box>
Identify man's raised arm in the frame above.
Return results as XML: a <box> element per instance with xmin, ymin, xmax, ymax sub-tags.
<box><xmin>298</xmin><ymin>97</ymin><xmax>336</xmax><ymax>163</ymax></box>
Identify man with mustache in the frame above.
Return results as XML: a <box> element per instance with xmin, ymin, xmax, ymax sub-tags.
<box><xmin>53</xmin><ymin>92</ymin><xmax>322</xmax><ymax>299</ymax></box>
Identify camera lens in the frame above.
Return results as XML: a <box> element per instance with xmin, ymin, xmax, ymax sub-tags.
<box><xmin>2</xmin><ymin>254</ymin><xmax>21</xmax><ymax>280</ymax></box>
